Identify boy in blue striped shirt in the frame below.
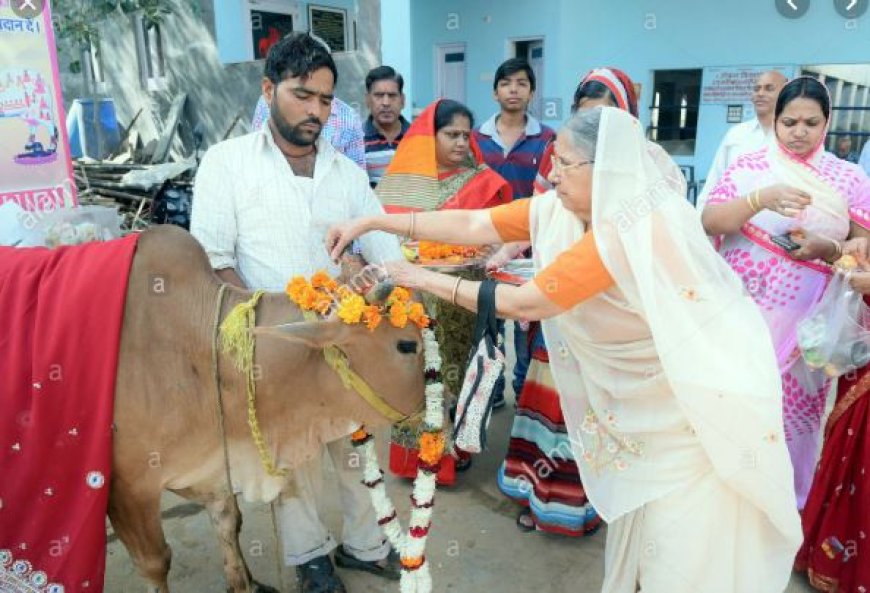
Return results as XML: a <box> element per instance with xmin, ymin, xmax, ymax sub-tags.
<box><xmin>473</xmin><ymin>58</ymin><xmax>554</xmax><ymax>407</ymax></box>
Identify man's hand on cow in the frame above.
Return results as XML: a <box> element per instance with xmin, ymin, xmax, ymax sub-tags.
<box><xmin>385</xmin><ymin>260</ymin><xmax>427</xmax><ymax>290</ymax></box>
<box><xmin>327</xmin><ymin>218</ymin><xmax>369</xmax><ymax>262</ymax></box>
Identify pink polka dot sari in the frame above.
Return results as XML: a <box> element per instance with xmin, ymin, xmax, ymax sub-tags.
<box><xmin>708</xmin><ymin>142</ymin><xmax>870</xmax><ymax>508</ymax></box>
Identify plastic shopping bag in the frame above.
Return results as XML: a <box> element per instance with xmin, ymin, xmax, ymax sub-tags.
<box><xmin>798</xmin><ymin>269</ymin><xmax>870</xmax><ymax>378</ymax></box>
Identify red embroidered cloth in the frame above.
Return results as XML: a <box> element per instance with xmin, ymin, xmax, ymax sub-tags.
<box><xmin>0</xmin><ymin>234</ymin><xmax>139</xmax><ymax>593</ymax></box>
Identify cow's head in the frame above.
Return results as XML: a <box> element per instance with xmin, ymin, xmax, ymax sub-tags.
<box><xmin>254</xmin><ymin>318</ymin><xmax>426</xmax><ymax>426</ymax></box>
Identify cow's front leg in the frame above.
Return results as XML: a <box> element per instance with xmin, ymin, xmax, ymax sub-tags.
<box><xmin>205</xmin><ymin>493</ymin><xmax>277</xmax><ymax>593</ymax></box>
<box><xmin>108</xmin><ymin>482</ymin><xmax>172</xmax><ymax>593</ymax></box>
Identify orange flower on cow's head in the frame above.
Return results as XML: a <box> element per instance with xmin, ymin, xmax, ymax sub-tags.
<box><xmin>311</xmin><ymin>270</ymin><xmax>339</xmax><ymax>292</ymax></box>
<box><xmin>388</xmin><ymin>286</ymin><xmax>411</xmax><ymax>305</ymax></box>
<box><xmin>286</xmin><ymin>276</ymin><xmax>308</xmax><ymax>301</ymax></box>
<box><xmin>389</xmin><ymin>302</ymin><xmax>409</xmax><ymax>328</ymax></box>
<box><xmin>362</xmin><ymin>306</ymin><xmax>382</xmax><ymax>331</ymax></box>
<box><xmin>407</xmin><ymin>302</ymin><xmax>430</xmax><ymax>329</ymax></box>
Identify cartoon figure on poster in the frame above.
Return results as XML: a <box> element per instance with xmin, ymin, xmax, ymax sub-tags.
<box><xmin>0</xmin><ymin>68</ymin><xmax>60</xmax><ymax>164</ymax></box>
<box><xmin>0</xmin><ymin>0</ymin><xmax>76</xmax><ymax>211</ymax></box>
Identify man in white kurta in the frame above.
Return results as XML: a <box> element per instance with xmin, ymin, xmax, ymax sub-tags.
<box><xmin>192</xmin><ymin>32</ymin><xmax>402</xmax><ymax>593</ymax></box>
<box><xmin>696</xmin><ymin>71</ymin><xmax>787</xmax><ymax>210</ymax></box>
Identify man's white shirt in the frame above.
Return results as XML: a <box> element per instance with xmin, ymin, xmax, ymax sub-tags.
<box><xmin>191</xmin><ymin>128</ymin><xmax>401</xmax><ymax>290</ymax></box>
<box><xmin>859</xmin><ymin>141</ymin><xmax>870</xmax><ymax>179</ymax></box>
<box><xmin>696</xmin><ymin>118</ymin><xmax>772</xmax><ymax>210</ymax></box>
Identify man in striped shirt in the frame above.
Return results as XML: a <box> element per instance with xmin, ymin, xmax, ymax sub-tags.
<box><xmin>363</xmin><ymin>66</ymin><xmax>410</xmax><ymax>188</ymax></box>
<box><xmin>473</xmin><ymin>58</ymin><xmax>555</xmax><ymax>406</ymax></box>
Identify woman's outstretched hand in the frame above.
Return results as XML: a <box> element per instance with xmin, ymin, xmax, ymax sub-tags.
<box><xmin>326</xmin><ymin>219</ymin><xmax>368</xmax><ymax>262</ymax></box>
<box><xmin>384</xmin><ymin>260</ymin><xmax>426</xmax><ymax>290</ymax></box>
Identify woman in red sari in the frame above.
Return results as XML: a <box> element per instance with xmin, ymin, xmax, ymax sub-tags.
<box><xmin>797</xmin><ymin>262</ymin><xmax>870</xmax><ymax>592</ymax></box>
<box><xmin>376</xmin><ymin>99</ymin><xmax>511</xmax><ymax>212</ymax></box>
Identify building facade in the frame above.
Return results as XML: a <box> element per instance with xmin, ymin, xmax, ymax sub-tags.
<box><xmin>385</xmin><ymin>0</ymin><xmax>870</xmax><ymax>186</ymax></box>
<box><xmin>59</xmin><ymin>0</ymin><xmax>381</xmax><ymax>151</ymax></box>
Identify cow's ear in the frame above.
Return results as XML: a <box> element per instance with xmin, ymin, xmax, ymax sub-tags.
<box><xmin>253</xmin><ymin>320</ymin><xmax>356</xmax><ymax>349</ymax></box>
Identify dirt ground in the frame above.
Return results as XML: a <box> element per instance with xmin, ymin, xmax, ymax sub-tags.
<box><xmin>104</xmin><ymin>331</ymin><xmax>819</xmax><ymax>593</ymax></box>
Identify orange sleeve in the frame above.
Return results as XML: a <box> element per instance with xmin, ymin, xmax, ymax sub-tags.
<box><xmin>489</xmin><ymin>198</ymin><xmax>532</xmax><ymax>242</ymax></box>
<box><xmin>533</xmin><ymin>232</ymin><xmax>615</xmax><ymax>310</ymax></box>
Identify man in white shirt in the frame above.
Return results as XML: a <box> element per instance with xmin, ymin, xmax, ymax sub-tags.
<box><xmin>696</xmin><ymin>70</ymin><xmax>787</xmax><ymax>210</ymax></box>
<box><xmin>858</xmin><ymin>140</ymin><xmax>870</xmax><ymax>176</ymax></box>
<box><xmin>192</xmin><ymin>33</ymin><xmax>401</xmax><ymax>593</ymax></box>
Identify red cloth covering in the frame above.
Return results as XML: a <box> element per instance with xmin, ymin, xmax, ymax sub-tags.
<box><xmin>795</xmin><ymin>350</ymin><xmax>870</xmax><ymax>592</ymax></box>
<box><xmin>0</xmin><ymin>234</ymin><xmax>139</xmax><ymax>593</ymax></box>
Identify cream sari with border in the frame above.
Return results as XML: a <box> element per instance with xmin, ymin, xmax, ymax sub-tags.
<box><xmin>531</xmin><ymin>107</ymin><xmax>802</xmax><ymax>592</ymax></box>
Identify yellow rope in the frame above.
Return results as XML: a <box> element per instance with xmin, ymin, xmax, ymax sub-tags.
<box><xmin>220</xmin><ymin>290</ymin><xmax>287</xmax><ymax>478</ymax></box>
<box><xmin>300</xmin><ymin>312</ymin><xmax>408</xmax><ymax>424</ymax></box>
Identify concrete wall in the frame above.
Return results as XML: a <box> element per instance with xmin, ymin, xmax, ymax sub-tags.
<box><xmin>397</xmin><ymin>0</ymin><xmax>870</xmax><ymax>176</ymax></box>
<box><xmin>58</xmin><ymin>0</ymin><xmax>382</xmax><ymax>151</ymax></box>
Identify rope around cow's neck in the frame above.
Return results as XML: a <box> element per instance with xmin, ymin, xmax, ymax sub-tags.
<box><xmin>211</xmin><ymin>283</ymin><xmax>286</xmax><ymax>592</ymax></box>
<box><xmin>219</xmin><ymin>289</ymin><xmax>287</xmax><ymax>477</ymax></box>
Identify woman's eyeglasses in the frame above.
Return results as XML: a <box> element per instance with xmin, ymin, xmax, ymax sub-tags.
<box><xmin>550</xmin><ymin>154</ymin><xmax>594</xmax><ymax>174</ymax></box>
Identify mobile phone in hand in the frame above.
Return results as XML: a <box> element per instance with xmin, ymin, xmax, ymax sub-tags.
<box><xmin>771</xmin><ymin>233</ymin><xmax>801</xmax><ymax>252</ymax></box>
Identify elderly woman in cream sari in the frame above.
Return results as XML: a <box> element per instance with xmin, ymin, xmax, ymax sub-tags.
<box><xmin>327</xmin><ymin>106</ymin><xmax>801</xmax><ymax>592</ymax></box>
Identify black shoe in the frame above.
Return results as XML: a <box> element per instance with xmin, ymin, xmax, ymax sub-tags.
<box><xmin>296</xmin><ymin>555</ymin><xmax>347</xmax><ymax>593</ymax></box>
<box><xmin>334</xmin><ymin>545</ymin><xmax>401</xmax><ymax>581</ymax></box>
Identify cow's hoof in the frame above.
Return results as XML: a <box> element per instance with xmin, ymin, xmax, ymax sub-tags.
<box><xmin>251</xmin><ymin>581</ymin><xmax>280</xmax><ymax>593</ymax></box>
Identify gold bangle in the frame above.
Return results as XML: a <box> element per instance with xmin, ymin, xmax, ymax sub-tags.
<box><xmin>451</xmin><ymin>276</ymin><xmax>463</xmax><ymax>306</ymax></box>
<box><xmin>408</xmin><ymin>211</ymin><xmax>416</xmax><ymax>239</ymax></box>
<box><xmin>747</xmin><ymin>191</ymin><xmax>760</xmax><ymax>213</ymax></box>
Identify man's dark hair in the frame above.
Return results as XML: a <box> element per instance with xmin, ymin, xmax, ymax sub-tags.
<box><xmin>493</xmin><ymin>58</ymin><xmax>536</xmax><ymax>92</ymax></box>
<box><xmin>264</xmin><ymin>32</ymin><xmax>337</xmax><ymax>86</ymax></box>
<box><xmin>365</xmin><ymin>66</ymin><xmax>404</xmax><ymax>94</ymax></box>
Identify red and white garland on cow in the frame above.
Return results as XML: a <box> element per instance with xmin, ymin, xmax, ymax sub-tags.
<box><xmin>350</xmin><ymin>326</ymin><xmax>443</xmax><ymax>593</ymax></box>
<box><xmin>286</xmin><ymin>272</ymin><xmax>444</xmax><ymax>593</ymax></box>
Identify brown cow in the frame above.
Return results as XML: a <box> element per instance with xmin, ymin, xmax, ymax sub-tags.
<box><xmin>109</xmin><ymin>225</ymin><xmax>425</xmax><ymax>592</ymax></box>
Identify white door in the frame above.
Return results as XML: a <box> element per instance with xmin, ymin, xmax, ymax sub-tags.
<box><xmin>527</xmin><ymin>40</ymin><xmax>544</xmax><ymax>119</ymax></box>
<box><xmin>436</xmin><ymin>43</ymin><xmax>466</xmax><ymax>103</ymax></box>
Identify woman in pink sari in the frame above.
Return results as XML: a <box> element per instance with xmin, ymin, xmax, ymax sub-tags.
<box><xmin>702</xmin><ymin>76</ymin><xmax>870</xmax><ymax>508</ymax></box>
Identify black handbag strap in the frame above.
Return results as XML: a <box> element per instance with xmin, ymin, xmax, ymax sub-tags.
<box><xmin>472</xmin><ymin>279</ymin><xmax>499</xmax><ymax>345</ymax></box>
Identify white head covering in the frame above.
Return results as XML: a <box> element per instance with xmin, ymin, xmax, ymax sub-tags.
<box><xmin>530</xmin><ymin>107</ymin><xmax>801</xmax><ymax>572</ymax></box>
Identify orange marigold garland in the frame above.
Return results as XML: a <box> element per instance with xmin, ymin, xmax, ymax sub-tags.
<box><xmin>285</xmin><ymin>272</ymin><xmax>429</xmax><ymax>331</ymax></box>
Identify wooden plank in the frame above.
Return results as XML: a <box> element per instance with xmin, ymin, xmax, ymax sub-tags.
<box><xmin>109</xmin><ymin>108</ymin><xmax>144</xmax><ymax>159</ymax></box>
<box><xmin>151</xmin><ymin>94</ymin><xmax>188</xmax><ymax>164</ymax></box>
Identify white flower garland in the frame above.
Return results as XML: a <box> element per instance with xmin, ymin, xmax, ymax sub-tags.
<box><xmin>352</xmin><ymin>326</ymin><xmax>443</xmax><ymax>593</ymax></box>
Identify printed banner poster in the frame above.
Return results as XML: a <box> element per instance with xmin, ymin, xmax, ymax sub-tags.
<box><xmin>701</xmin><ymin>64</ymin><xmax>795</xmax><ymax>105</ymax></box>
<box><xmin>0</xmin><ymin>0</ymin><xmax>76</xmax><ymax>211</ymax></box>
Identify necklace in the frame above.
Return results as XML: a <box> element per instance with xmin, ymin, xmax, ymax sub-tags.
<box><xmin>351</xmin><ymin>326</ymin><xmax>444</xmax><ymax>593</ymax></box>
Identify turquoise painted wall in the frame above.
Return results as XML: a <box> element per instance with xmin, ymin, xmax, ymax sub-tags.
<box><xmin>397</xmin><ymin>0</ymin><xmax>870</xmax><ymax>177</ymax></box>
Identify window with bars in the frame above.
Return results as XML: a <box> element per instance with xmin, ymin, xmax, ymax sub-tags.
<box><xmin>134</xmin><ymin>15</ymin><xmax>166</xmax><ymax>91</ymax></box>
<box><xmin>802</xmin><ymin>67</ymin><xmax>870</xmax><ymax>163</ymax></box>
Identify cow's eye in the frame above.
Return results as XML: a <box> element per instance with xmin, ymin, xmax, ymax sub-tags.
<box><xmin>397</xmin><ymin>340</ymin><xmax>418</xmax><ymax>354</ymax></box>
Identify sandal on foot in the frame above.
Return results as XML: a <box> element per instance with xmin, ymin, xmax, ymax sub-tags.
<box><xmin>516</xmin><ymin>508</ymin><xmax>537</xmax><ymax>533</ymax></box>
<box><xmin>334</xmin><ymin>545</ymin><xmax>401</xmax><ymax>581</ymax></box>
